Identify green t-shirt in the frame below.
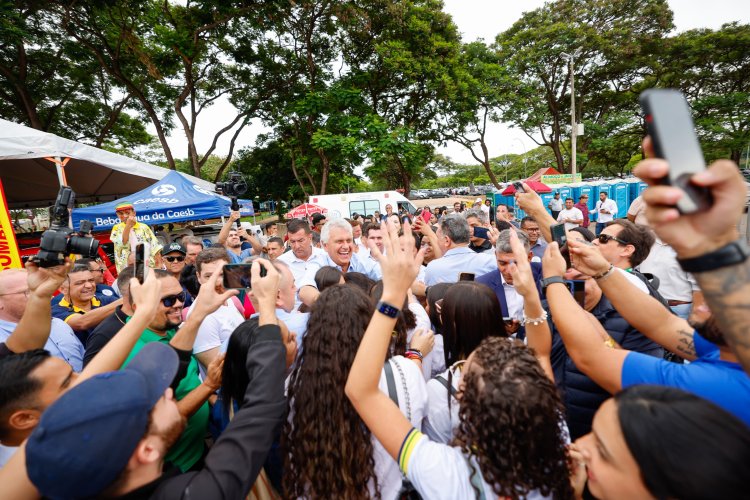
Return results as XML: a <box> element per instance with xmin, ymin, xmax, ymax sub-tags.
<box><xmin>122</xmin><ymin>324</ymin><xmax>208</xmax><ymax>472</ymax></box>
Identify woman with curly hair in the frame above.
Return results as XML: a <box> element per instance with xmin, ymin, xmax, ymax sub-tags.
<box><xmin>346</xmin><ymin>221</ymin><xmax>573</xmax><ymax>499</ymax></box>
<box><xmin>284</xmin><ymin>283</ymin><xmax>431</xmax><ymax>499</ymax></box>
<box><xmin>423</xmin><ymin>281</ymin><xmax>508</xmax><ymax>443</ymax></box>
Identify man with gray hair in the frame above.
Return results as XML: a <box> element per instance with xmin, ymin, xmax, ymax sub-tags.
<box><xmin>464</xmin><ymin>209</ymin><xmax>493</xmax><ymax>254</ymax></box>
<box><xmin>298</xmin><ymin>219</ymin><xmax>381</xmax><ymax>306</ymax></box>
<box><xmin>476</xmin><ymin>229</ymin><xmax>543</xmax><ymax>323</ymax></box>
<box><xmin>423</xmin><ymin>214</ymin><xmax>496</xmax><ymax>286</ymax></box>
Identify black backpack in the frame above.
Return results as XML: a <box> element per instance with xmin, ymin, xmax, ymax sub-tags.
<box><xmin>631</xmin><ymin>270</ymin><xmax>674</xmax><ymax>313</ymax></box>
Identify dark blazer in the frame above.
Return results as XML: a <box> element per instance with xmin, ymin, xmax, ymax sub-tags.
<box><xmin>475</xmin><ymin>262</ymin><xmax>544</xmax><ymax>318</ymax></box>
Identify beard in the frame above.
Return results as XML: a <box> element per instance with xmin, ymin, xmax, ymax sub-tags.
<box><xmin>157</xmin><ymin>415</ymin><xmax>188</xmax><ymax>452</ymax></box>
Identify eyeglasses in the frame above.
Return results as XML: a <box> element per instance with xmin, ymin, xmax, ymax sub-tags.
<box><xmin>164</xmin><ymin>256</ymin><xmax>185</xmax><ymax>263</ymax></box>
<box><xmin>0</xmin><ymin>290</ymin><xmax>29</xmax><ymax>298</ymax></box>
<box><xmin>160</xmin><ymin>291</ymin><xmax>187</xmax><ymax>307</ymax></box>
<box><xmin>597</xmin><ymin>234</ymin><xmax>629</xmax><ymax>245</ymax></box>
<box><xmin>90</xmin><ymin>267</ymin><xmax>105</xmax><ymax>274</ymax></box>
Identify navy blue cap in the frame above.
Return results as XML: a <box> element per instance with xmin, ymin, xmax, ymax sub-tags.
<box><xmin>26</xmin><ymin>343</ymin><xmax>178</xmax><ymax>499</ymax></box>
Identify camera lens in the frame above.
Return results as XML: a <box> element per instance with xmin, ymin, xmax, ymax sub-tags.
<box><xmin>68</xmin><ymin>235</ymin><xmax>99</xmax><ymax>258</ymax></box>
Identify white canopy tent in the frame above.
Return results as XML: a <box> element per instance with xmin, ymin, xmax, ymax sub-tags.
<box><xmin>0</xmin><ymin>119</ymin><xmax>214</xmax><ymax>209</ymax></box>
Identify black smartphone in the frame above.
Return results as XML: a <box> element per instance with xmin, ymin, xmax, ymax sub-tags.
<box><xmin>513</xmin><ymin>181</ymin><xmax>525</xmax><ymax>193</ymax></box>
<box><xmin>458</xmin><ymin>272</ymin><xmax>475</xmax><ymax>281</ymax></box>
<box><xmin>639</xmin><ymin>88</ymin><xmax>712</xmax><ymax>214</ymax></box>
<box><xmin>473</xmin><ymin>226</ymin><xmax>490</xmax><ymax>239</ymax></box>
<box><xmin>134</xmin><ymin>243</ymin><xmax>148</xmax><ymax>284</ymax></box>
<box><xmin>222</xmin><ymin>263</ymin><xmax>267</xmax><ymax>289</ymax></box>
<box><xmin>550</xmin><ymin>223</ymin><xmax>571</xmax><ymax>268</ymax></box>
<box><xmin>566</xmin><ymin>279</ymin><xmax>586</xmax><ymax>308</ymax></box>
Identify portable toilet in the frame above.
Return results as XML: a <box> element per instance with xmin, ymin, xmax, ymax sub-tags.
<box><xmin>627</xmin><ymin>180</ymin><xmax>648</xmax><ymax>201</ymax></box>
<box><xmin>611</xmin><ymin>182</ymin><xmax>629</xmax><ymax>218</ymax></box>
<box><xmin>557</xmin><ymin>185</ymin><xmax>573</xmax><ymax>202</ymax></box>
<box><xmin>571</xmin><ymin>183</ymin><xmax>595</xmax><ymax>211</ymax></box>
<box><xmin>539</xmin><ymin>192</ymin><xmax>555</xmax><ymax>216</ymax></box>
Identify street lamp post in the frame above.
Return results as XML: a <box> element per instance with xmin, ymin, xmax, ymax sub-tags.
<box><xmin>561</xmin><ymin>49</ymin><xmax>582</xmax><ymax>177</ymax></box>
<box><xmin>513</xmin><ymin>137</ymin><xmax>527</xmax><ymax>179</ymax></box>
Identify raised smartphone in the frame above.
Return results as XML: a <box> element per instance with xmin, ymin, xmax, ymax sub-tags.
<box><xmin>513</xmin><ymin>181</ymin><xmax>525</xmax><ymax>193</ymax></box>
<box><xmin>639</xmin><ymin>88</ymin><xmax>712</xmax><ymax>213</ymax></box>
<box><xmin>458</xmin><ymin>272</ymin><xmax>475</xmax><ymax>281</ymax></box>
<box><xmin>134</xmin><ymin>243</ymin><xmax>149</xmax><ymax>284</ymax></box>
<box><xmin>222</xmin><ymin>263</ymin><xmax>267</xmax><ymax>289</ymax></box>
<box><xmin>473</xmin><ymin>226</ymin><xmax>490</xmax><ymax>240</ymax></box>
<box><xmin>566</xmin><ymin>279</ymin><xmax>586</xmax><ymax>308</ymax></box>
<box><xmin>550</xmin><ymin>223</ymin><xmax>571</xmax><ymax>268</ymax></box>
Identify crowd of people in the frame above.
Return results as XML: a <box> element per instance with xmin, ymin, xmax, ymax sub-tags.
<box><xmin>1</xmin><ymin>137</ymin><xmax>750</xmax><ymax>499</ymax></box>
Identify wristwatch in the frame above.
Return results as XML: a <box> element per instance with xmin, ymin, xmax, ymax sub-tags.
<box><xmin>540</xmin><ymin>276</ymin><xmax>566</xmax><ymax>293</ymax></box>
<box><xmin>376</xmin><ymin>301</ymin><xmax>401</xmax><ymax>318</ymax></box>
<box><xmin>678</xmin><ymin>240</ymin><xmax>750</xmax><ymax>273</ymax></box>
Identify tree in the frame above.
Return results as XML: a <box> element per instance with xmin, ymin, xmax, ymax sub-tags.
<box><xmin>494</xmin><ymin>0</ymin><xmax>673</xmax><ymax>173</ymax></box>
<box><xmin>0</xmin><ymin>1</ymin><xmax>151</xmax><ymax>149</ymax></box>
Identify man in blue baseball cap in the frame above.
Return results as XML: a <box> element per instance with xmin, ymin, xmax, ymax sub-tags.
<box><xmin>7</xmin><ymin>260</ymin><xmax>287</xmax><ymax>499</ymax></box>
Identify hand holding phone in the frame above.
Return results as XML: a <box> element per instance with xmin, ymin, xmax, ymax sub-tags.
<box><xmin>473</xmin><ymin>226</ymin><xmax>490</xmax><ymax>240</ymax></box>
<box><xmin>513</xmin><ymin>181</ymin><xmax>525</xmax><ymax>193</ymax></box>
<box><xmin>223</xmin><ymin>262</ymin><xmax>268</xmax><ymax>289</ymax></box>
<box><xmin>550</xmin><ymin>223</ymin><xmax>571</xmax><ymax>268</ymax></box>
<box><xmin>639</xmin><ymin>88</ymin><xmax>712</xmax><ymax>213</ymax></box>
<box><xmin>133</xmin><ymin>243</ymin><xmax>150</xmax><ymax>284</ymax></box>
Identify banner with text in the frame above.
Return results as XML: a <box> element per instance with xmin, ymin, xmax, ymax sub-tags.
<box><xmin>542</xmin><ymin>174</ymin><xmax>583</xmax><ymax>184</ymax></box>
<box><xmin>0</xmin><ymin>179</ymin><xmax>22</xmax><ymax>270</ymax></box>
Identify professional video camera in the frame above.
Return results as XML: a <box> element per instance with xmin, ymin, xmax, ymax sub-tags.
<box><xmin>216</xmin><ymin>171</ymin><xmax>249</xmax><ymax>228</ymax></box>
<box><xmin>215</xmin><ymin>171</ymin><xmax>248</xmax><ymax>198</ymax></box>
<box><xmin>36</xmin><ymin>186</ymin><xmax>99</xmax><ymax>267</ymax></box>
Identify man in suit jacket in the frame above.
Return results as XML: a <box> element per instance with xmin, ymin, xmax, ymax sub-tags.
<box><xmin>476</xmin><ymin>230</ymin><xmax>543</xmax><ymax>339</ymax></box>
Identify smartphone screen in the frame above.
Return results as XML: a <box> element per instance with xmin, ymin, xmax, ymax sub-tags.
<box><xmin>473</xmin><ymin>226</ymin><xmax>490</xmax><ymax>239</ymax></box>
<box><xmin>421</xmin><ymin>210</ymin><xmax>432</xmax><ymax>224</ymax></box>
<box><xmin>550</xmin><ymin>223</ymin><xmax>571</xmax><ymax>268</ymax></box>
<box><xmin>566</xmin><ymin>279</ymin><xmax>586</xmax><ymax>308</ymax></box>
<box><xmin>222</xmin><ymin>263</ymin><xmax>267</xmax><ymax>289</ymax></box>
<box><xmin>133</xmin><ymin>243</ymin><xmax>149</xmax><ymax>284</ymax></box>
<box><xmin>458</xmin><ymin>272</ymin><xmax>475</xmax><ymax>281</ymax></box>
<box><xmin>550</xmin><ymin>223</ymin><xmax>567</xmax><ymax>248</ymax></box>
<box><xmin>639</xmin><ymin>88</ymin><xmax>712</xmax><ymax>213</ymax></box>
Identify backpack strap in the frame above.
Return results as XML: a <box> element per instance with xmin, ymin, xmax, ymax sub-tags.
<box><xmin>384</xmin><ymin>360</ymin><xmax>399</xmax><ymax>406</ymax></box>
<box><xmin>434</xmin><ymin>375</ymin><xmax>458</xmax><ymax>398</ymax></box>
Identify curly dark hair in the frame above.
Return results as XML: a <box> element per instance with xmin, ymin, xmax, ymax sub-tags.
<box><xmin>453</xmin><ymin>337</ymin><xmax>573</xmax><ymax>499</ymax></box>
<box><xmin>283</xmin><ymin>285</ymin><xmax>380</xmax><ymax>499</ymax></box>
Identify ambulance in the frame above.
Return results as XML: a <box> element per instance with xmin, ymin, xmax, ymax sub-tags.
<box><xmin>308</xmin><ymin>191</ymin><xmax>418</xmax><ymax>219</ymax></box>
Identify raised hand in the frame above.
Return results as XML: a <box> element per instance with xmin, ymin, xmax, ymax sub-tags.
<box><xmin>129</xmin><ymin>271</ymin><xmax>163</xmax><ymax>321</ymax></box>
<box><xmin>229</xmin><ymin>210</ymin><xmax>241</xmax><ymax>222</ymax></box>
<box><xmin>26</xmin><ymin>257</ymin><xmax>72</xmax><ymax>298</ymax></box>
<box><xmin>507</xmin><ymin>230</ymin><xmax>536</xmax><ymax>298</ymax></box>
<box><xmin>204</xmin><ymin>353</ymin><xmax>225</xmax><ymax>391</ymax></box>
<box><xmin>373</xmin><ymin>220</ymin><xmax>425</xmax><ymax>302</ymax></box>
<box><xmin>514</xmin><ymin>182</ymin><xmax>545</xmax><ymax>214</ymax></box>
<box><xmin>409</xmin><ymin>328</ymin><xmax>435</xmax><ymax>356</ymax></box>
<box><xmin>191</xmin><ymin>262</ymin><xmax>239</xmax><ymax>320</ymax></box>
<box><xmin>567</xmin><ymin>239</ymin><xmax>610</xmax><ymax>277</ymax></box>
<box><xmin>542</xmin><ymin>242</ymin><xmax>568</xmax><ymax>279</ymax></box>
<box><xmin>634</xmin><ymin>136</ymin><xmax>745</xmax><ymax>258</ymax></box>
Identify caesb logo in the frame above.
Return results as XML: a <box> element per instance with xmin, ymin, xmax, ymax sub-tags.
<box><xmin>152</xmin><ymin>184</ymin><xmax>177</xmax><ymax>196</ymax></box>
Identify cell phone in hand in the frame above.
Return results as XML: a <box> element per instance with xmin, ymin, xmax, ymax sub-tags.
<box><xmin>550</xmin><ymin>223</ymin><xmax>571</xmax><ymax>268</ymax></box>
<box><xmin>473</xmin><ymin>226</ymin><xmax>490</xmax><ymax>240</ymax></box>
<box><xmin>513</xmin><ymin>181</ymin><xmax>525</xmax><ymax>193</ymax></box>
<box><xmin>566</xmin><ymin>279</ymin><xmax>586</xmax><ymax>308</ymax></box>
<box><xmin>133</xmin><ymin>243</ymin><xmax>149</xmax><ymax>284</ymax></box>
<box><xmin>639</xmin><ymin>88</ymin><xmax>712</xmax><ymax>213</ymax></box>
<box><xmin>420</xmin><ymin>209</ymin><xmax>432</xmax><ymax>224</ymax></box>
<box><xmin>222</xmin><ymin>263</ymin><xmax>267</xmax><ymax>289</ymax></box>
<box><xmin>458</xmin><ymin>272</ymin><xmax>475</xmax><ymax>281</ymax></box>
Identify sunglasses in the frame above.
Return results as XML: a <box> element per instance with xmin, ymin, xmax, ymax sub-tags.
<box><xmin>597</xmin><ymin>234</ymin><xmax>629</xmax><ymax>245</ymax></box>
<box><xmin>164</xmin><ymin>256</ymin><xmax>185</xmax><ymax>263</ymax></box>
<box><xmin>161</xmin><ymin>291</ymin><xmax>187</xmax><ymax>307</ymax></box>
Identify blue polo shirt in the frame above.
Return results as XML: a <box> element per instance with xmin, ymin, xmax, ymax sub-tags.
<box><xmin>622</xmin><ymin>331</ymin><xmax>750</xmax><ymax>426</ymax></box>
<box><xmin>226</xmin><ymin>248</ymin><xmax>254</xmax><ymax>264</ymax></box>
<box><xmin>0</xmin><ymin>318</ymin><xmax>84</xmax><ymax>372</ymax></box>
<box><xmin>51</xmin><ymin>295</ymin><xmax>118</xmax><ymax>344</ymax></box>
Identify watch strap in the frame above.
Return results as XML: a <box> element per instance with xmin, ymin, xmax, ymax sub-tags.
<box><xmin>541</xmin><ymin>276</ymin><xmax>566</xmax><ymax>292</ymax></box>
<box><xmin>376</xmin><ymin>300</ymin><xmax>401</xmax><ymax>318</ymax></box>
<box><xmin>678</xmin><ymin>240</ymin><xmax>750</xmax><ymax>273</ymax></box>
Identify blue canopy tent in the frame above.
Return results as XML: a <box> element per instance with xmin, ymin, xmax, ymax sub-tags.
<box><xmin>71</xmin><ymin>170</ymin><xmax>253</xmax><ymax>231</ymax></box>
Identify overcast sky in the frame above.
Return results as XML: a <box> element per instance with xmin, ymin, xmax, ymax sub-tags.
<box><xmin>161</xmin><ymin>0</ymin><xmax>750</xmax><ymax>168</ymax></box>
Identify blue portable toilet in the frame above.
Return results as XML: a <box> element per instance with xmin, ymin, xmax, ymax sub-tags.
<box><xmin>612</xmin><ymin>182</ymin><xmax>629</xmax><ymax>218</ymax></box>
<box><xmin>571</xmin><ymin>183</ymin><xmax>595</xmax><ymax>210</ymax></box>
<box><xmin>557</xmin><ymin>186</ymin><xmax>573</xmax><ymax>202</ymax></box>
<box><xmin>627</xmin><ymin>180</ymin><xmax>648</xmax><ymax>201</ymax></box>
<box><xmin>539</xmin><ymin>192</ymin><xmax>555</xmax><ymax>215</ymax></box>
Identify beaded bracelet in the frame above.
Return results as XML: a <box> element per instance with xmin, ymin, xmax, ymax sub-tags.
<box><xmin>405</xmin><ymin>349</ymin><xmax>423</xmax><ymax>361</ymax></box>
<box><xmin>522</xmin><ymin>310</ymin><xmax>548</xmax><ymax>326</ymax></box>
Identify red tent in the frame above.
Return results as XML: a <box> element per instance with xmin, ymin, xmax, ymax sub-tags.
<box><xmin>527</xmin><ymin>167</ymin><xmax>562</xmax><ymax>182</ymax></box>
<box><xmin>285</xmin><ymin>203</ymin><xmax>328</xmax><ymax>219</ymax></box>
<box><xmin>501</xmin><ymin>181</ymin><xmax>553</xmax><ymax>196</ymax></box>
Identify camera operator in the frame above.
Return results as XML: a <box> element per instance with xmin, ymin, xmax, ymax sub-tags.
<box><xmin>218</xmin><ymin>211</ymin><xmax>262</xmax><ymax>264</ymax></box>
